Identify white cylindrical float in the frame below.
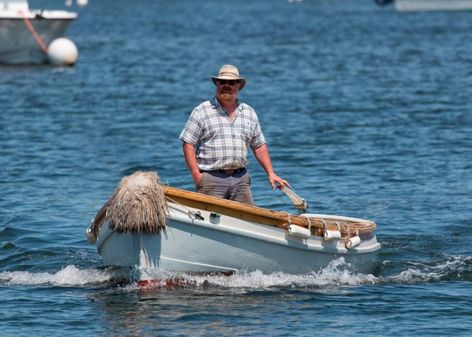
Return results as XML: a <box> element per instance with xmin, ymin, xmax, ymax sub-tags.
<box><xmin>48</xmin><ymin>38</ymin><xmax>78</xmax><ymax>66</ymax></box>
<box><xmin>345</xmin><ymin>235</ymin><xmax>361</xmax><ymax>249</ymax></box>
<box><xmin>288</xmin><ymin>225</ymin><xmax>311</xmax><ymax>239</ymax></box>
<box><xmin>323</xmin><ymin>229</ymin><xmax>342</xmax><ymax>241</ymax></box>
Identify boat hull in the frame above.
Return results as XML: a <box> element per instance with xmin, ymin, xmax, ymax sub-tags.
<box><xmin>96</xmin><ymin>204</ymin><xmax>381</xmax><ymax>275</ymax></box>
<box><xmin>0</xmin><ymin>11</ymin><xmax>76</xmax><ymax>64</ymax></box>
<box><xmin>395</xmin><ymin>0</ymin><xmax>472</xmax><ymax>12</ymax></box>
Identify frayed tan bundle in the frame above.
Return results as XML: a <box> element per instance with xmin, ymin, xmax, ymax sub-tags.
<box><xmin>105</xmin><ymin>171</ymin><xmax>168</xmax><ymax>234</ymax></box>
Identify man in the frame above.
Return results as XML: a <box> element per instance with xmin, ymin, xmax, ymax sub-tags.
<box><xmin>180</xmin><ymin>64</ymin><xmax>288</xmax><ymax>205</ymax></box>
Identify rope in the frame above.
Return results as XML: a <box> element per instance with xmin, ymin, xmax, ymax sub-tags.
<box><xmin>334</xmin><ymin>221</ymin><xmax>340</xmax><ymax>234</ymax></box>
<box><xmin>321</xmin><ymin>219</ymin><xmax>328</xmax><ymax>232</ymax></box>
<box><xmin>19</xmin><ymin>11</ymin><xmax>48</xmax><ymax>54</ymax></box>
<box><xmin>165</xmin><ymin>196</ymin><xmax>204</xmax><ymax>221</ymax></box>
<box><xmin>304</xmin><ymin>215</ymin><xmax>311</xmax><ymax>232</ymax></box>
<box><xmin>344</xmin><ymin>222</ymin><xmax>351</xmax><ymax>242</ymax></box>
<box><xmin>281</xmin><ymin>211</ymin><xmax>292</xmax><ymax>227</ymax></box>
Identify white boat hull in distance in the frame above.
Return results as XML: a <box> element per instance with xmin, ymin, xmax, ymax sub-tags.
<box><xmin>0</xmin><ymin>8</ymin><xmax>77</xmax><ymax>64</ymax></box>
<box><xmin>96</xmin><ymin>203</ymin><xmax>381</xmax><ymax>275</ymax></box>
<box><xmin>395</xmin><ymin>0</ymin><xmax>472</xmax><ymax>12</ymax></box>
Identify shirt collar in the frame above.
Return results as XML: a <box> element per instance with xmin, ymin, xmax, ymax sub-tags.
<box><xmin>211</xmin><ymin>96</ymin><xmax>243</xmax><ymax>111</ymax></box>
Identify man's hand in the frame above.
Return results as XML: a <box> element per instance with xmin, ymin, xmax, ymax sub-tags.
<box><xmin>192</xmin><ymin>171</ymin><xmax>203</xmax><ymax>187</ymax></box>
<box><xmin>268</xmin><ymin>173</ymin><xmax>290</xmax><ymax>190</ymax></box>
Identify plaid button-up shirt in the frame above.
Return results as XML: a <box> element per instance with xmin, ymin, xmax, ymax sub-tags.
<box><xmin>180</xmin><ymin>97</ymin><xmax>266</xmax><ymax>171</ymax></box>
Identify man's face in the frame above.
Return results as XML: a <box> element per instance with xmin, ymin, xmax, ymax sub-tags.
<box><xmin>216</xmin><ymin>79</ymin><xmax>241</xmax><ymax>103</ymax></box>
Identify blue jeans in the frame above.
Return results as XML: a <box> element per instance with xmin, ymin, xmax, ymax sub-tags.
<box><xmin>196</xmin><ymin>169</ymin><xmax>253</xmax><ymax>205</ymax></box>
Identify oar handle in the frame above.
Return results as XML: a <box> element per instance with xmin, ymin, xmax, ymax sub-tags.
<box><xmin>281</xmin><ymin>187</ymin><xmax>308</xmax><ymax>213</ymax></box>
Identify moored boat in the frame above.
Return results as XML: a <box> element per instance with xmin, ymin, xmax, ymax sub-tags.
<box><xmin>86</xmin><ymin>172</ymin><xmax>381</xmax><ymax>276</ymax></box>
<box><xmin>0</xmin><ymin>0</ymin><xmax>77</xmax><ymax>64</ymax></box>
<box><xmin>376</xmin><ymin>0</ymin><xmax>472</xmax><ymax>12</ymax></box>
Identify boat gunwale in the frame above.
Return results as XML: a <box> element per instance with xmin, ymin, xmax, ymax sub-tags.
<box><xmin>0</xmin><ymin>10</ymin><xmax>77</xmax><ymax>20</ymax></box>
<box><xmin>163</xmin><ymin>185</ymin><xmax>377</xmax><ymax>237</ymax></box>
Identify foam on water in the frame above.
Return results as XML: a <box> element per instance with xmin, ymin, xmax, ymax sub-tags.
<box><xmin>1</xmin><ymin>255</ymin><xmax>470</xmax><ymax>289</ymax></box>
<box><xmin>388</xmin><ymin>255</ymin><xmax>472</xmax><ymax>283</ymax></box>
<box><xmin>0</xmin><ymin>265</ymin><xmax>112</xmax><ymax>287</ymax></box>
<box><xmin>129</xmin><ymin>254</ymin><xmax>472</xmax><ymax>290</ymax></box>
<box><xmin>166</xmin><ymin>253</ymin><xmax>470</xmax><ymax>282</ymax></box>
<box><xmin>184</xmin><ymin>258</ymin><xmax>378</xmax><ymax>289</ymax></box>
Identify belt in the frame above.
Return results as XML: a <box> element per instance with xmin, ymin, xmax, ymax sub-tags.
<box><xmin>202</xmin><ymin>167</ymin><xmax>246</xmax><ymax>176</ymax></box>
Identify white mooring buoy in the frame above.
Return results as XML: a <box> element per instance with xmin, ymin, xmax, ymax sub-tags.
<box><xmin>48</xmin><ymin>38</ymin><xmax>78</xmax><ymax>66</ymax></box>
<box><xmin>77</xmin><ymin>0</ymin><xmax>89</xmax><ymax>7</ymax></box>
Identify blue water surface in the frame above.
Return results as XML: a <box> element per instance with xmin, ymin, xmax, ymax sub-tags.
<box><xmin>1</xmin><ymin>0</ymin><xmax>471</xmax><ymax>336</ymax></box>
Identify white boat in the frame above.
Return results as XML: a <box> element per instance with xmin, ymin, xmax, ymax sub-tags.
<box><xmin>0</xmin><ymin>0</ymin><xmax>77</xmax><ymax>64</ymax></box>
<box><xmin>376</xmin><ymin>0</ymin><xmax>472</xmax><ymax>12</ymax></box>
<box><xmin>87</xmin><ymin>172</ymin><xmax>381</xmax><ymax>276</ymax></box>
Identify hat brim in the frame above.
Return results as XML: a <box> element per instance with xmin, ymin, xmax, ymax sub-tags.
<box><xmin>211</xmin><ymin>76</ymin><xmax>246</xmax><ymax>90</ymax></box>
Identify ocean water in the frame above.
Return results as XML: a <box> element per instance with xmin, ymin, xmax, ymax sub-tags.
<box><xmin>1</xmin><ymin>0</ymin><xmax>471</xmax><ymax>336</ymax></box>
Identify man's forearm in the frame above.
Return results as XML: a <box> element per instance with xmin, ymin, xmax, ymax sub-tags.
<box><xmin>182</xmin><ymin>142</ymin><xmax>201</xmax><ymax>185</ymax></box>
<box><xmin>253</xmin><ymin>144</ymin><xmax>275</xmax><ymax>176</ymax></box>
<box><xmin>253</xmin><ymin>144</ymin><xmax>289</xmax><ymax>189</ymax></box>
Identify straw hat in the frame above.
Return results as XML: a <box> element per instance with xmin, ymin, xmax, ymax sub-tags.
<box><xmin>211</xmin><ymin>64</ymin><xmax>246</xmax><ymax>90</ymax></box>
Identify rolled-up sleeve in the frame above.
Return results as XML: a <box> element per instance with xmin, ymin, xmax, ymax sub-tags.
<box><xmin>180</xmin><ymin>109</ymin><xmax>202</xmax><ymax>145</ymax></box>
<box><xmin>250</xmin><ymin>115</ymin><xmax>266</xmax><ymax>149</ymax></box>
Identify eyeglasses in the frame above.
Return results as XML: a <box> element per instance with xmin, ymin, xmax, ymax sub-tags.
<box><xmin>217</xmin><ymin>79</ymin><xmax>240</xmax><ymax>85</ymax></box>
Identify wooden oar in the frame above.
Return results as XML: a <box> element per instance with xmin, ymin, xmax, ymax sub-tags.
<box><xmin>281</xmin><ymin>187</ymin><xmax>308</xmax><ymax>213</ymax></box>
